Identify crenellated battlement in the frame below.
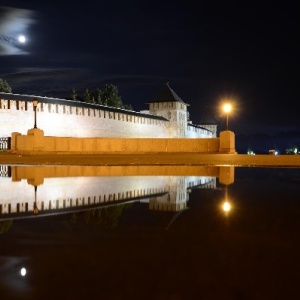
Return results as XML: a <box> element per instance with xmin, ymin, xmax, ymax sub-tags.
<box><xmin>0</xmin><ymin>85</ymin><xmax>217</xmax><ymax>141</ymax></box>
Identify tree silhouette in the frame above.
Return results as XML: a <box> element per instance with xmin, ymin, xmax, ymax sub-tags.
<box><xmin>0</xmin><ymin>78</ymin><xmax>12</xmax><ymax>93</ymax></box>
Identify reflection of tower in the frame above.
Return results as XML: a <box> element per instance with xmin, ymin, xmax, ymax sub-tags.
<box><xmin>169</xmin><ymin>176</ymin><xmax>188</xmax><ymax>210</ymax></box>
<box><xmin>149</xmin><ymin>176</ymin><xmax>188</xmax><ymax>212</ymax></box>
<box><xmin>149</xmin><ymin>175</ymin><xmax>218</xmax><ymax>212</ymax></box>
<box><xmin>149</xmin><ymin>175</ymin><xmax>219</xmax><ymax>212</ymax></box>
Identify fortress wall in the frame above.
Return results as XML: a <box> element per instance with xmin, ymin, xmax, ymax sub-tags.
<box><xmin>11</xmin><ymin>129</ymin><xmax>221</xmax><ymax>153</ymax></box>
<box><xmin>1</xmin><ymin>101</ymin><xmax>33</xmax><ymax>136</ymax></box>
<box><xmin>1</xmin><ymin>99</ymin><xmax>213</xmax><ymax>139</ymax></box>
<box><xmin>201</xmin><ymin>124</ymin><xmax>217</xmax><ymax>137</ymax></box>
<box><xmin>1</xmin><ymin>100</ymin><xmax>170</xmax><ymax>138</ymax></box>
<box><xmin>186</xmin><ymin>125</ymin><xmax>214</xmax><ymax>138</ymax></box>
<box><xmin>37</xmin><ymin>107</ymin><xmax>169</xmax><ymax>138</ymax></box>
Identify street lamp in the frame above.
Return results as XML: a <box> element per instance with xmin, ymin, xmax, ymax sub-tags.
<box><xmin>223</xmin><ymin>103</ymin><xmax>232</xmax><ymax>131</ymax></box>
<box><xmin>33</xmin><ymin>99</ymin><xmax>39</xmax><ymax>129</ymax></box>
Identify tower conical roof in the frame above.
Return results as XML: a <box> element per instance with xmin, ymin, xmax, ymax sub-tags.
<box><xmin>148</xmin><ymin>83</ymin><xmax>186</xmax><ymax>104</ymax></box>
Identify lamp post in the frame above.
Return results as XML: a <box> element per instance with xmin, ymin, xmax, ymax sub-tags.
<box><xmin>33</xmin><ymin>99</ymin><xmax>38</xmax><ymax>129</ymax></box>
<box><xmin>223</xmin><ymin>103</ymin><xmax>232</xmax><ymax>131</ymax></box>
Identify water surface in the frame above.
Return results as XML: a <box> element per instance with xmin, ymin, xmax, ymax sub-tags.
<box><xmin>1</xmin><ymin>165</ymin><xmax>300</xmax><ymax>299</ymax></box>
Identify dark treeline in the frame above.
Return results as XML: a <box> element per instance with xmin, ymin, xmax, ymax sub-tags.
<box><xmin>0</xmin><ymin>78</ymin><xmax>133</xmax><ymax>111</ymax></box>
<box><xmin>70</xmin><ymin>84</ymin><xmax>133</xmax><ymax>110</ymax></box>
<box><xmin>0</xmin><ymin>78</ymin><xmax>12</xmax><ymax>93</ymax></box>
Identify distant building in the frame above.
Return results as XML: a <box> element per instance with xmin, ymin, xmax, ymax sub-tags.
<box><xmin>0</xmin><ymin>84</ymin><xmax>217</xmax><ymax>139</ymax></box>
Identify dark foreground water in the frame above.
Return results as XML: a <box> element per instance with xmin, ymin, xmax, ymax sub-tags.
<box><xmin>1</xmin><ymin>166</ymin><xmax>300</xmax><ymax>299</ymax></box>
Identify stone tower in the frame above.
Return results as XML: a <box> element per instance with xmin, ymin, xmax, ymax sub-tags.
<box><xmin>147</xmin><ymin>83</ymin><xmax>189</xmax><ymax>137</ymax></box>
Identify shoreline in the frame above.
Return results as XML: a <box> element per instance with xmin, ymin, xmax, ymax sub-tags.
<box><xmin>1</xmin><ymin>152</ymin><xmax>300</xmax><ymax>167</ymax></box>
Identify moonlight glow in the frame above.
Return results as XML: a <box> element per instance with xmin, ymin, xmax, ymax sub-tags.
<box><xmin>18</xmin><ymin>35</ymin><xmax>26</xmax><ymax>43</ymax></box>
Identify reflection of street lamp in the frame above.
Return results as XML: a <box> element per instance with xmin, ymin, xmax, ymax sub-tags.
<box><xmin>223</xmin><ymin>201</ymin><xmax>231</xmax><ymax>212</ymax></box>
<box><xmin>222</xmin><ymin>185</ymin><xmax>232</xmax><ymax>215</ymax></box>
<box><xmin>33</xmin><ymin>185</ymin><xmax>38</xmax><ymax>215</ymax></box>
<box><xmin>223</xmin><ymin>103</ymin><xmax>232</xmax><ymax>131</ymax></box>
<box><xmin>33</xmin><ymin>99</ymin><xmax>38</xmax><ymax>129</ymax></box>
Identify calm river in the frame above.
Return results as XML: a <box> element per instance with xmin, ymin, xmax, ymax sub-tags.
<box><xmin>1</xmin><ymin>165</ymin><xmax>300</xmax><ymax>299</ymax></box>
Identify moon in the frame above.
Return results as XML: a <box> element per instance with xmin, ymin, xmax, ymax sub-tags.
<box><xmin>18</xmin><ymin>35</ymin><xmax>26</xmax><ymax>43</ymax></box>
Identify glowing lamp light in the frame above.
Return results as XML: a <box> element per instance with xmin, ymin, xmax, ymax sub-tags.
<box><xmin>223</xmin><ymin>103</ymin><xmax>232</xmax><ymax>131</ymax></box>
<box><xmin>222</xmin><ymin>201</ymin><xmax>231</xmax><ymax>212</ymax></box>
<box><xmin>20</xmin><ymin>267</ymin><xmax>27</xmax><ymax>276</ymax></box>
<box><xmin>223</xmin><ymin>103</ymin><xmax>232</xmax><ymax>113</ymax></box>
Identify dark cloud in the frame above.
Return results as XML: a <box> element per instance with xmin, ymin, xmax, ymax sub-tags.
<box><xmin>3</xmin><ymin>67</ymin><xmax>87</xmax><ymax>82</ymax></box>
<box><xmin>2</xmin><ymin>68</ymin><xmax>89</xmax><ymax>97</ymax></box>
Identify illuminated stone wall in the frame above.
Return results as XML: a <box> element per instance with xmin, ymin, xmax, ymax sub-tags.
<box><xmin>0</xmin><ymin>99</ymin><xmax>169</xmax><ymax>138</ymax></box>
<box><xmin>188</xmin><ymin>123</ymin><xmax>217</xmax><ymax>138</ymax></box>
<box><xmin>0</xmin><ymin>95</ymin><xmax>216</xmax><ymax>139</ymax></box>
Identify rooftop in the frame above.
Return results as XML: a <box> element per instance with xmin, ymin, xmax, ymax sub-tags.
<box><xmin>148</xmin><ymin>83</ymin><xmax>188</xmax><ymax>104</ymax></box>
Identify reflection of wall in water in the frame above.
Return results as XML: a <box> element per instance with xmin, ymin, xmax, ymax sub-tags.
<box><xmin>0</xmin><ymin>174</ymin><xmax>216</xmax><ymax>215</ymax></box>
<box><xmin>0</xmin><ymin>165</ymin><xmax>10</xmax><ymax>177</ymax></box>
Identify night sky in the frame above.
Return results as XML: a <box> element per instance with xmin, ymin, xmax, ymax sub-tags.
<box><xmin>0</xmin><ymin>1</ymin><xmax>299</xmax><ymax>137</ymax></box>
